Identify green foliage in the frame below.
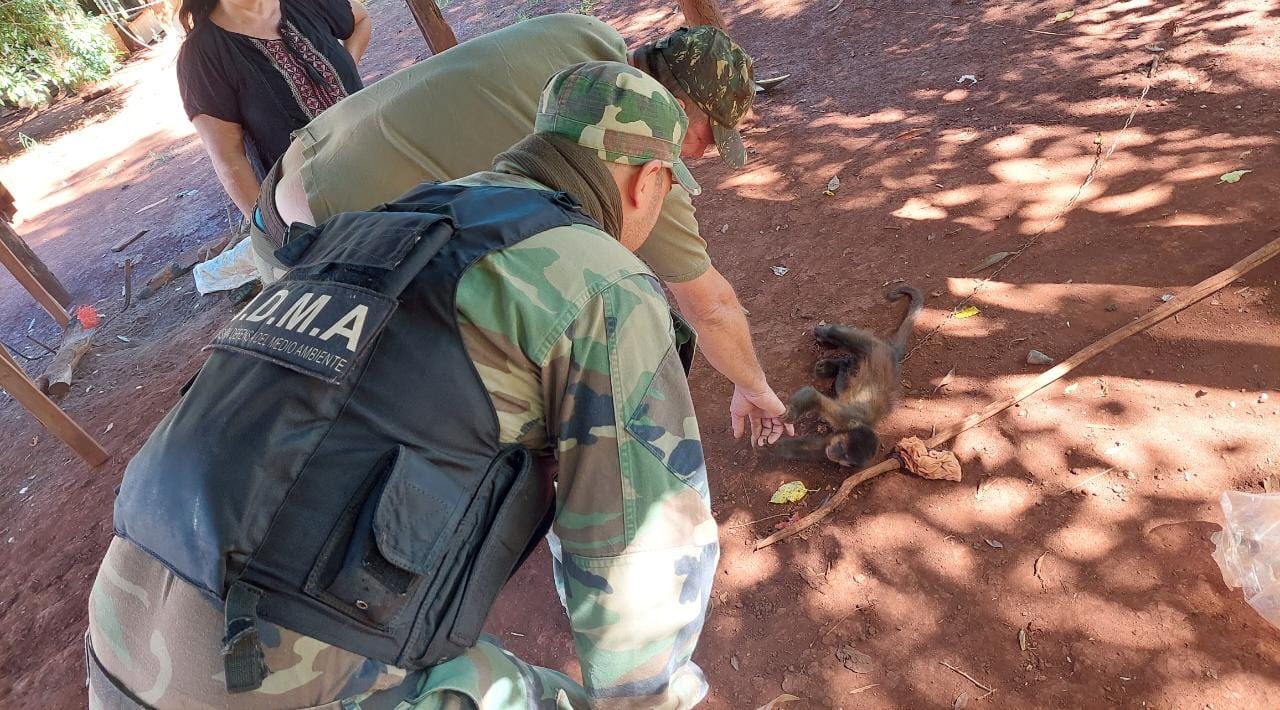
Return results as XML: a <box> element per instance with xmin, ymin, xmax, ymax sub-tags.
<box><xmin>0</xmin><ymin>0</ymin><xmax>121</xmax><ymax>107</ymax></box>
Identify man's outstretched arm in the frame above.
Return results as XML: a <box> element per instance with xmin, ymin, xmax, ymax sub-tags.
<box><xmin>667</xmin><ymin>266</ymin><xmax>793</xmax><ymax>446</ymax></box>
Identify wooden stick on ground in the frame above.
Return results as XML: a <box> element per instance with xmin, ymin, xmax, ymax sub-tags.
<box><xmin>111</xmin><ymin>229</ymin><xmax>148</xmax><ymax>253</ymax></box>
<box><xmin>755</xmin><ymin>236</ymin><xmax>1280</xmax><ymax>550</ymax></box>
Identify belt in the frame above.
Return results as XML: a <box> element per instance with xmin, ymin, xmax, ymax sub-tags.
<box><xmin>254</xmin><ymin>159</ymin><xmax>289</xmax><ymax>250</ymax></box>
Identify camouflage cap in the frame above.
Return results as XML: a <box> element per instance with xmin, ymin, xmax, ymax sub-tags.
<box><xmin>536</xmin><ymin>61</ymin><xmax>700</xmax><ymax>196</ymax></box>
<box><xmin>652</xmin><ymin>26</ymin><xmax>755</xmax><ymax>169</ymax></box>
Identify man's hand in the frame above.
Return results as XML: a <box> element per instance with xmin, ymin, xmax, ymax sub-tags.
<box><xmin>731</xmin><ymin>385</ymin><xmax>794</xmax><ymax>447</ymax></box>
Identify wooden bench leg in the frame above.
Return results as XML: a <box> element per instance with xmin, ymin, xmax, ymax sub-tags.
<box><xmin>0</xmin><ymin>221</ymin><xmax>71</xmax><ymax>327</ymax></box>
<box><xmin>0</xmin><ymin>345</ymin><xmax>108</xmax><ymax>466</ymax></box>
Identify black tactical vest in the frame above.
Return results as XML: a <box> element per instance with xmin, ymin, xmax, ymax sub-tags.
<box><xmin>113</xmin><ymin>182</ymin><xmax>598</xmax><ymax>692</ymax></box>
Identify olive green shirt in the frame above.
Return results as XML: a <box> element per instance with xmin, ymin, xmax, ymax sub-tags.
<box><xmin>291</xmin><ymin>13</ymin><xmax>711</xmax><ymax>283</ymax></box>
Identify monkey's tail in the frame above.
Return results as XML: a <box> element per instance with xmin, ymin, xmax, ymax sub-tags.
<box><xmin>886</xmin><ymin>284</ymin><xmax>924</xmax><ymax>360</ymax></box>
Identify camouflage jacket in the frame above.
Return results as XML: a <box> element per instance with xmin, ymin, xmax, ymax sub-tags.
<box><xmin>88</xmin><ymin>172</ymin><xmax>719</xmax><ymax>709</ymax></box>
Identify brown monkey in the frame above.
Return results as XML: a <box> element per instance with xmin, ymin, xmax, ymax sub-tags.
<box><xmin>773</xmin><ymin>284</ymin><xmax>924</xmax><ymax>467</ymax></box>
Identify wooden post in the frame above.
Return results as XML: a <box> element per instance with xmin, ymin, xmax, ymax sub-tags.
<box><xmin>0</xmin><ymin>344</ymin><xmax>108</xmax><ymax>466</ymax></box>
<box><xmin>404</xmin><ymin>0</ymin><xmax>458</xmax><ymax>55</ymax></box>
<box><xmin>0</xmin><ymin>180</ymin><xmax>14</xmax><ymax>223</ymax></box>
<box><xmin>678</xmin><ymin>0</ymin><xmax>728</xmax><ymax>28</ymax></box>
<box><xmin>0</xmin><ymin>221</ymin><xmax>71</xmax><ymax>326</ymax></box>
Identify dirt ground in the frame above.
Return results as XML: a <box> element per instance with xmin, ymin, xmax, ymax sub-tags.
<box><xmin>2</xmin><ymin>0</ymin><xmax>1279</xmax><ymax>707</ymax></box>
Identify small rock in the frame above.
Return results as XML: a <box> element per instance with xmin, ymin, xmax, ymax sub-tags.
<box><xmin>1160</xmin><ymin>293</ymin><xmax>1175</xmax><ymax>302</ymax></box>
<box><xmin>730</xmin><ymin>655</ymin><xmax>740</xmax><ymax>671</ymax></box>
<box><xmin>853</xmin><ymin>573</ymin><xmax>867</xmax><ymax>584</ymax></box>
<box><xmin>18</xmin><ymin>486</ymin><xmax>28</xmax><ymax>495</ymax></box>
<box><xmin>1105</xmin><ymin>303</ymin><xmax>1118</xmax><ymax>312</ymax></box>
<box><xmin>1229</xmin><ymin>401</ymin><xmax>1237</xmax><ymax>409</ymax></box>
<box><xmin>1260</xmin><ymin>393</ymin><xmax>1270</xmax><ymax>403</ymax></box>
<box><xmin>1027</xmin><ymin>350</ymin><xmax>1054</xmax><ymax>365</ymax></box>
<box><xmin>1195</xmin><ymin>389</ymin><xmax>1208</xmax><ymax>398</ymax></box>
<box><xmin>720</xmin><ymin>224</ymin><xmax>729</xmax><ymax>233</ymax></box>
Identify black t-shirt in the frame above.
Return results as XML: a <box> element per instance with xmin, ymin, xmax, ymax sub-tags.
<box><xmin>177</xmin><ymin>0</ymin><xmax>364</xmax><ymax>180</ymax></box>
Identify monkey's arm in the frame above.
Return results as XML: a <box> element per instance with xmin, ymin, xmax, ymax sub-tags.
<box><xmin>770</xmin><ymin>435</ymin><xmax>836</xmax><ymax>460</ymax></box>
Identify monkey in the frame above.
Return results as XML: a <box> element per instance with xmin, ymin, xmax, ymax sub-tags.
<box><xmin>771</xmin><ymin>283</ymin><xmax>924</xmax><ymax>467</ymax></box>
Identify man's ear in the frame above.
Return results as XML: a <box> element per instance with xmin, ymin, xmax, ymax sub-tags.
<box><xmin>621</xmin><ymin>160</ymin><xmax>665</xmax><ymax>207</ymax></box>
<box><xmin>636</xmin><ymin>160</ymin><xmax>666</xmax><ymax>203</ymax></box>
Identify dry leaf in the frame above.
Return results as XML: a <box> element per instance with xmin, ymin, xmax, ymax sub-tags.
<box><xmin>756</xmin><ymin>693</ymin><xmax>801</xmax><ymax>710</ymax></box>
<box><xmin>954</xmin><ymin>693</ymin><xmax>971</xmax><ymax>710</ymax></box>
<box><xmin>826</xmin><ymin>175</ymin><xmax>841</xmax><ymax>193</ymax></box>
<box><xmin>1018</xmin><ymin>625</ymin><xmax>1028</xmax><ymax>651</ymax></box>
<box><xmin>985</xmin><ymin>538</ymin><xmax>1004</xmax><ymax>549</ymax></box>
<box><xmin>771</xmin><ymin>265</ymin><xmax>790</xmax><ymax>277</ymax></box>
<box><xmin>934</xmin><ymin>367</ymin><xmax>957</xmax><ymax>394</ymax></box>
<box><xmin>1034</xmin><ymin>552</ymin><xmax>1047</xmax><ymax>580</ymax></box>
<box><xmin>954</xmin><ymin>305</ymin><xmax>981</xmax><ymax>319</ymax></box>
<box><xmin>1052</xmin><ymin>9</ymin><xmax>1075</xmax><ymax>22</ymax></box>
<box><xmin>770</xmin><ymin>481</ymin><xmax>808</xmax><ymax>504</ymax></box>
<box><xmin>968</xmin><ymin>251</ymin><xmax>1011</xmax><ymax>273</ymax></box>
<box><xmin>1219</xmin><ymin>169</ymin><xmax>1251</xmax><ymax>184</ymax></box>
<box><xmin>836</xmin><ymin>645</ymin><xmax>875</xmax><ymax>673</ymax></box>
<box><xmin>731</xmin><ymin>655</ymin><xmax>740</xmax><ymax>671</ymax></box>
<box><xmin>894</xmin><ymin>127</ymin><xmax>930</xmax><ymax>141</ymax></box>
<box><xmin>103</xmin><ymin>422</ymin><xmax>114</xmax><ymax>434</ymax></box>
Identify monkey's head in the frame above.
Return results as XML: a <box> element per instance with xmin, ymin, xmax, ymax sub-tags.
<box><xmin>824</xmin><ymin>426</ymin><xmax>879</xmax><ymax>467</ymax></box>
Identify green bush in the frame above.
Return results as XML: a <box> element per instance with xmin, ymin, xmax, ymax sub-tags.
<box><xmin>0</xmin><ymin>0</ymin><xmax>121</xmax><ymax>107</ymax></box>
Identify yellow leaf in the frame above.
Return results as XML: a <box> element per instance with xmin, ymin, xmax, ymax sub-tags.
<box><xmin>1053</xmin><ymin>9</ymin><xmax>1075</xmax><ymax>22</ymax></box>
<box><xmin>954</xmin><ymin>305</ymin><xmax>981</xmax><ymax>319</ymax></box>
<box><xmin>1219</xmin><ymin>169</ymin><xmax>1251</xmax><ymax>184</ymax></box>
<box><xmin>770</xmin><ymin>481</ymin><xmax>808</xmax><ymax>504</ymax></box>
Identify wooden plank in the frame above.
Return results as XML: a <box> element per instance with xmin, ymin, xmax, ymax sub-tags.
<box><xmin>111</xmin><ymin>229</ymin><xmax>148</xmax><ymax>253</ymax></box>
<box><xmin>0</xmin><ymin>180</ymin><xmax>14</xmax><ymax>223</ymax></box>
<box><xmin>0</xmin><ymin>348</ymin><xmax>108</xmax><ymax>466</ymax></box>
<box><xmin>403</xmin><ymin>0</ymin><xmax>458</xmax><ymax>55</ymax></box>
<box><xmin>0</xmin><ymin>221</ymin><xmax>71</xmax><ymax>326</ymax></box>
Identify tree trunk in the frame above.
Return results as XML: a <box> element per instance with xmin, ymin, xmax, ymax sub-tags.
<box><xmin>404</xmin><ymin>0</ymin><xmax>458</xmax><ymax>55</ymax></box>
<box><xmin>678</xmin><ymin>0</ymin><xmax>727</xmax><ymax>28</ymax></box>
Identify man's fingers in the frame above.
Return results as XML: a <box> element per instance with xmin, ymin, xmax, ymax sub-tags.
<box><xmin>748</xmin><ymin>415</ymin><xmax>764</xmax><ymax>448</ymax></box>
<box><xmin>784</xmin><ymin>423</ymin><xmax>796</xmax><ymax>437</ymax></box>
<box><xmin>732</xmin><ymin>413</ymin><xmax>746</xmax><ymax>439</ymax></box>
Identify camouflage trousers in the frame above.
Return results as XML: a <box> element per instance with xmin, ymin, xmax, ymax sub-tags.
<box><xmin>349</xmin><ymin>641</ymin><xmax>589</xmax><ymax>710</ymax></box>
<box><xmin>89</xmin><ymin>635</ymin><xmax>589</xmax><ymax>710</ymax></box>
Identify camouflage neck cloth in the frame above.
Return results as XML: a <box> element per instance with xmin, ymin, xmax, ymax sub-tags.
<box><xmin>492</xmin><ymin>132</ymin><xmax>624</xmax><ymax>240</ymax></box>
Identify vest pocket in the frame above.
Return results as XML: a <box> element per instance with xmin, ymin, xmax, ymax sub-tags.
<box><xmin>307</xmin><ymin>445</ymin><xmax>465</xmax><ymax>630</ymax></box>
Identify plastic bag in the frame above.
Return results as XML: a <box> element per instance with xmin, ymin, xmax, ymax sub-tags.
<box><xmin>193</xmin><ymin>238</ymin><xmax>259</xmax><ymax>294</ymax></box>
<box><xmin>1211</xmin><ymin>490</ymin><xmax>1280</xmax><ymax>627</ymax></box>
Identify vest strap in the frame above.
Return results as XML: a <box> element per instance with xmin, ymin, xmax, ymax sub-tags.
<box><xmin>221</xmin><ymin>581</ymin><xmax>269</xmax><ymax>693</ymax></box>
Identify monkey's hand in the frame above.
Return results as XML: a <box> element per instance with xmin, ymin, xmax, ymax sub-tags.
<box><xmin>731</xmin><ymin>385</ymin><xmax>795</xmax><ymax>448</ymax></box>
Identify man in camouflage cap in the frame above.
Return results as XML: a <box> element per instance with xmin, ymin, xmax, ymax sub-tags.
<box><xmin>254</xmin><ymin>14</ymin><xmax>794</xmax><ymax>450</ymax></box>
<box><xmin>629</xmin><ymin>24</ymin><xmax>754</xmax><ymax>169</ymax></box>
<box><xmin>87</xmin><ymin>60</ymin><xmax>718</xmax><ymax>709</ymax></box>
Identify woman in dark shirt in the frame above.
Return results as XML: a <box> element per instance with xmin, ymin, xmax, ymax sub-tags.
<box><xmin>177</xmin><ymin>0</ymin><xmax>371</xmax><ymax>218</ymax></box>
